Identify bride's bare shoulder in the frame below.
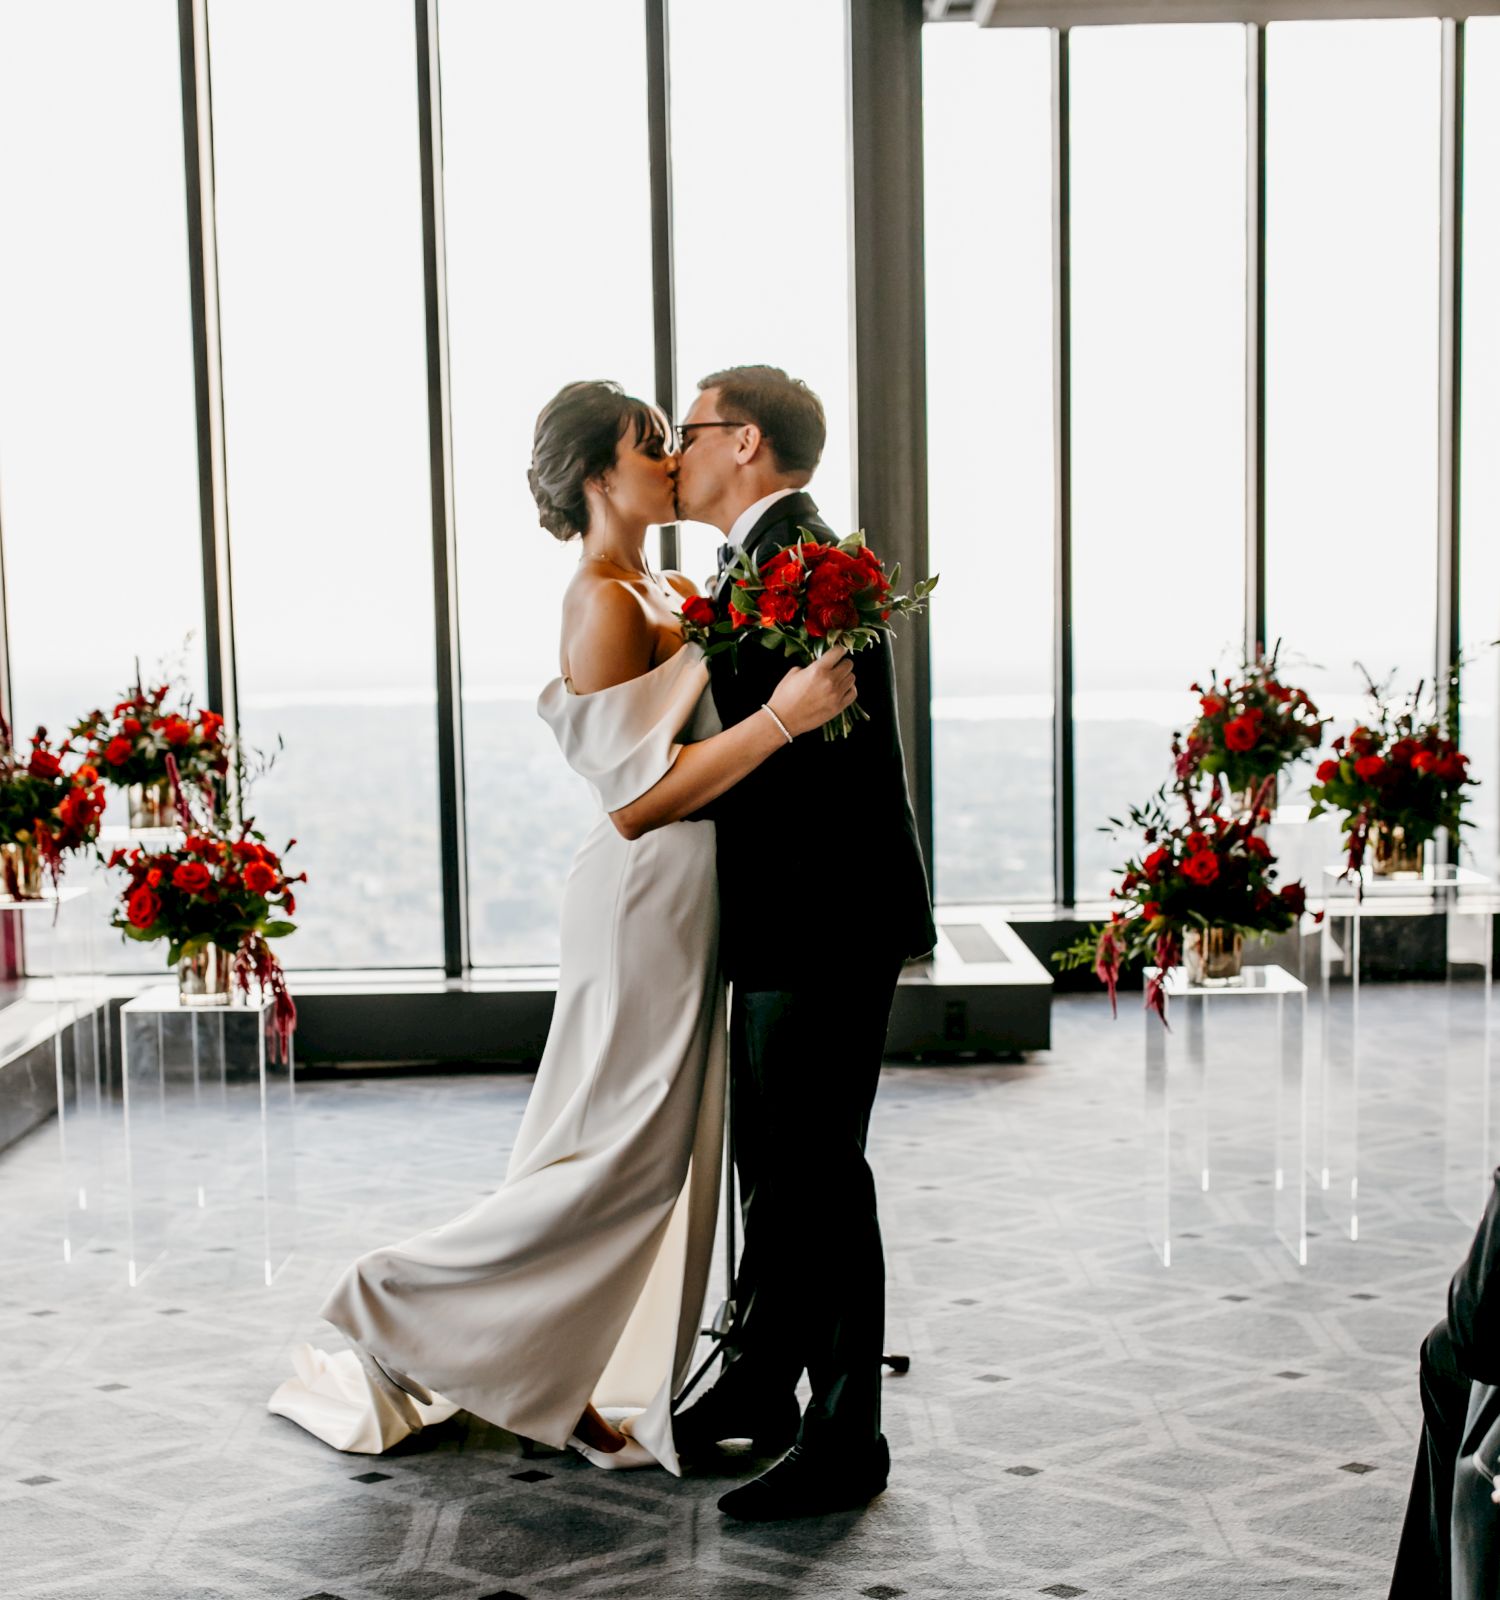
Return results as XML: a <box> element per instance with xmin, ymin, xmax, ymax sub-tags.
<box><xmin>560</xmin><ymin>570</ymin><xmax>656</xmax><ymax>695</ymax></box>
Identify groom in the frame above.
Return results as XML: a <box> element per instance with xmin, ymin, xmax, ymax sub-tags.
<box><xmin>671</xmin><ymin>364</ymin><xmax>936</xmax><ymax>1520</ymax></box>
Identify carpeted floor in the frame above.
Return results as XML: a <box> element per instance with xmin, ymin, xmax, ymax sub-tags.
<box><xmin>0</xmin><ymin>984</ymin><xmax>1484</xmax><ymax>1599</ymax></box>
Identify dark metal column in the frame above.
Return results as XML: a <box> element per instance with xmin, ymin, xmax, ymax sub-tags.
<box><xmin>645</xmin><ymin>0</ymin><xmax>680</xmax><ymax>572</ymax></box>
<box><xmin>1052</xmin><ymin>27</ymin><xmax>1076</xmax><ymax>908</ymax></box>
<box><xmin>1245</xmin><ymin>22</ymin><xmax>1267</xmax><ymax>665</ymax></box>
<box><xmin>847</xmin><ymin>0</ymin><xmax>934</xmax><ymax>882</ymax></box>
<box><xmin>415</xmin><ymin>0</ymin><xmax>470</xmax><ymax>979</ymax></box>
<box><xmin>1437</xmin><ymin>17</ymin><xmax>1464</xmax><ymax>739</ymax></box>
<box><xmin>176</xmin><ymin>0</ymin><xmax>239</xmax><ymax>809</ymax></box>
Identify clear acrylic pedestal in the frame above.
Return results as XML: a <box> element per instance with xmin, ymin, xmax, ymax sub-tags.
<box><xmin>118</xmin><ymin>986</ymin><xmax>296</xmax><ymax>1288</ymax></box>
<box><xmin>1319</xmin><ymin>862</ymin><xmax>1494</xmax><ymax>1236</ymax></box>
<box><xmin>2</xmin><ymin>884</ymin><xmax>108</xmax><ymax>1261</ymax></box>
<box><xmin>1143</xmin><ymin>963</ymin><xmax>1307</xmax><ymax>1267</ymax></box>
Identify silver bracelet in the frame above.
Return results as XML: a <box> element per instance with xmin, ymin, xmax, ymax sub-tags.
<box><xmin>759</xmin><ymin>703</ymin><xmax>794</xmax><ymax>745</ymax></box>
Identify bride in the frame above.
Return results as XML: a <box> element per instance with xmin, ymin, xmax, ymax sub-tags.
<box><xmin>268</xmin><ymin>379</ymin><xmax>855</xmax><ymax>1472</ymax></box>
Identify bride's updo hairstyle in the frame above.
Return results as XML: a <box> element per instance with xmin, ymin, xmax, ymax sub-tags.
<box><xmin>528</xmin><ymin>380</ymin><xmax>665</xmax><ymax>542</ymax></box>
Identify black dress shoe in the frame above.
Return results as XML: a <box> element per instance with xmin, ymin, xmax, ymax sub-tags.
<box><xmin>673</xmin><ymin>1386</ymin><xmax>800</xmax><ymax>1460</ymax></box>
<box><xmin>717</xmin><ymin>1436</ymin><xmax>889</xmax><ymax>1521</ymax></box>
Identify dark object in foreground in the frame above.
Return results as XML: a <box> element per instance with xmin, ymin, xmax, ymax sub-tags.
<box><xmin>673</xmin><ymin>1386</ymin><xmax>800</xmax><ymax>1463</ymax></box>
<box><xmin>717</xmin><ymin>1436</ymin><xmax>890</xmax><ymax>1522</ymax></box>
<box><xmin>1390</xmin><ymin>1168</ymin><xmax>1500</xmax><ymax>1598</ymax></box>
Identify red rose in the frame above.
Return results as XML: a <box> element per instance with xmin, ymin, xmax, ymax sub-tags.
<box><xmin>1280</xmin><ymin>883</ymin><xmax>1308</xmax><ymax>916</ymax></box>
<box><xmin>146</xmin><ymin>867</ymin><xmax>163</xmax><ymax>887</ymax></box>
<box><xmin>1182</xmin><ymin>851</ymin><xmax>1220</xmax><ymax>886</ymax></box>
<box><xmin>1142</xmin><ymin>847</ymin><xmax>1170</xmax><ymax>878</ymax></box>
<box><xmin>1411</xmin><ymin>750</ymin><xmax>1437</xmax><ymax>774</ymax></box>
<box><xmin>1142</xmin><ymin>900</ymin><xmax>1162</xmax><ymax>919</ymax></box>
<box><xmin>1223</xmin><ymin>715</ymin><xmax>1258</xmax><ymax>752</ymax></box>
<box><xmin>1353</xmin><ymin>754</ymin><xmax>1385</xmax><ymax>781</ymax></box>
<box><xmin>171</xmin><ymin>860</ymin><xmax>212</xmax><ymax>894</ymax></box>
<box><xmin>1244</xmin><ymin>835</ymin><xmax>1272</xmax><ymax>860</ymax></box>
<box><xmin>104</xmin><ymin>736</ymin><xmax>133</xmax><ymax>766</ymax></box>
<box><xmin>1315</xmin><ymin>759</ymin><xmax>1340</xmax><ymax>783</ymax></box>
<box><xmin>199</xmin><ymin>709</ymin><xmax>224</xmax><ymax>733</ymax></box>
<box><xmin>122</xmin><ymin>717</ymin><xmax>142</xmax><ymax>735</ymax></box>
<box><xmin>162</xmin><ymin>717</ymin><xmax>193</xmax><ymax>746</ymax></box>
<box><xmin>806</xmin><ymin>599</ymin><xmax>858</xmax><ymax>638</ymax></box>
<box><xmin>1389</xmin><ymin>738</ymin><xmax>1419</xmax><ymax>765</ymax></box>
<box><xmin>1199</xmin><ymin>695</ymin><xmax>1224</xmax><ymax>717</ymax></box>
<box><xmin>764</xmin><ymin>563</ymin><xmax>803</xmax><ymax>594</ymax></box>
<box><xmin>758</xmin><ymin>590</ymin><xmax>799</xmax><ymax>628</ymax></box>
<box><xmin>243</xmin><ymin>860</ymin><xmax>279</xmax><ymax>896</ymax></box>
<box><xmin>27</xmin><ymin>749</ymin><xmax>62</xmax><ymax>780</ymax></box>
<box><xmin>1436</xmin><ymin>753</ymin><xmax>1468</xmax><ymax>782</ymax></box>
<box><xmin>680</xmin><ymin>595</ymin><xmax>715</xmax><ymax>628</ymax></box>
<box><xmin>127</xmin><ymin>886</ymin><xmax>160</xmax><ymax>929</ymax></box>
<box><xmin>74</xmin><ymin>763</ymin><xmax>99</xmax><ymax>786</ymax></box>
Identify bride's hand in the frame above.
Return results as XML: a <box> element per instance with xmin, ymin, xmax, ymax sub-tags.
<box><xmin>768</xmin><ymin>646</ymin><xmax>857</xmax><ymax>738</ymax></box>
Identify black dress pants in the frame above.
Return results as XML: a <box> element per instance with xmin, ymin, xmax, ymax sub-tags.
<box><xmin>712</xmin><ymin>954</ymin><xmax>904</xmax><ymax>1453</ymax></box>
<box><xmin>1391</xmin><ymin>1167</ymin><xmax>1500</xmax><ymax>1598</ymax></box>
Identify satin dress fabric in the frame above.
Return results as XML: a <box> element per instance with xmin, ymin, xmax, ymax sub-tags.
<box><xmin>268</xmin><ymin>644</ymin><xmax>725</xmax><ymax>1473</ymax></box>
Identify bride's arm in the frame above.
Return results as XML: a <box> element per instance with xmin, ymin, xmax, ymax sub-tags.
<box><xmin>566</xmin><ymin>585</ymin><xmax>854</xmax><ymax>841</ymax></box>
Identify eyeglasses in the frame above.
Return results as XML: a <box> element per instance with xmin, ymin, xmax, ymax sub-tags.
<box><xmin>673</xmin><ymin>421</ymin><xmax>744</xmax><ymax>451</ymax></box>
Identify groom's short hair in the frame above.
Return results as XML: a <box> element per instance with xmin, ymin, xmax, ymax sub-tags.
<box><xmin>698</xmin><ymin>365</ymin><xmax>825</xmax><ymax>478</ymax></box>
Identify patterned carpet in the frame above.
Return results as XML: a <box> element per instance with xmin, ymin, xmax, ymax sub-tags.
<box><xmin>0</xmin><ymin>984</ymin><xmax>1484</xmax><ymax>1600</ymax></box>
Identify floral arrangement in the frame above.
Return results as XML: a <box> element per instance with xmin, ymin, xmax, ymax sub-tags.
<box><xmin>1309</xmin><ymin>674</ymin><xmax>1475</xmax><ymax>876</ymax></box>
<box><xmin>0</xmin><ymin>717</ymin><xmax>105</xmax><ymax>895</ymax></box>
<box><xmin>680</xmin><ymin>529</ymin><xmax>937</xmax><ymax>740</ymax></box>
<box><xmin>71</xmin><ymin>680</ymin><xmax>229</xmax><ymax>807</ymax></box>
<box><xmin>1178</xmin><ymin>646</ymin><xmax>1325</xmax><ymax>804</ymax></box>
<box><xmin>108</xmin><ymin>760</ymin><xmax>303</xmax><ymax>1058</ymax></box>
<box><xmin>1053</xmin><ymin>784</ymin><xmax>1314</xmax><ymax>1024</ymax></box>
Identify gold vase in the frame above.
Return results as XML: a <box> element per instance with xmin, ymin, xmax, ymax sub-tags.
<box><xmin>178</xmin><ymin>943</ymin><xmax>233</xmax><ymax>1006</ymax></box>
<box><xmin>0</xmin><ymin>838</ymin><xmax>45</xmax><ymax>900</ymax></box>
<box><xmin>1185</xmin><ymin>926</ymin><xmax>1244</xmax><ymax>986</ymax></box>
<box><xmin>128</xmin><ymin>777</ymin><xmax>175</xmax><ymax>830</ymax></box>
<box><xmin>1371</xmin><ymin>822</ymin><xmax>1425</xmax><ymax>879</ymax></box>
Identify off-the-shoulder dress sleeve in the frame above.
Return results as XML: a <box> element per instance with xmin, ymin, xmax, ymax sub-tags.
<box><xmin>536</xmin><ymin>643</ymin><xmax>709</xmax><ymax>813</ymax></box>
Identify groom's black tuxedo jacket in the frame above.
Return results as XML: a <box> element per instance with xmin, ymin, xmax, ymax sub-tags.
<box><xmin>704</xmin><ymin>491</ymin><xmax>937</xmax><ymax>989</ymax></box>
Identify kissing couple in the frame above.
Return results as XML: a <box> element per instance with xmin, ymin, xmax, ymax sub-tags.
<box><xmin>270</xmin><ymin>363</ymin><xmax>935</xmax><ymax>1521</ymax></box>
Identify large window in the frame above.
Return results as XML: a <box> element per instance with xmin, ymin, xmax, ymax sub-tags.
<box><xmin>923</xmin><ymin>25</ymin><xmax>1054</xmax><ymax>904</ymax></box>
<box><xmin>669</xmin><ymin>0</ymin><xmax>854</xmax><ymax>587</ymax></box>
<box><xmin>440</xmin><ymin>1</ymin><xmax>657</xmax><ymax>966</ymax></box>
<box><xmin>1070</xmin><ymin>25</ymin><xmax>1246</xmax><ymax>897</ymax></box>
<box><xmin>0</xmin><ymin>0</ymin><xmax>206</xmax><ymax>973</ymax></box>
<box><xmin>1266</xmin><ymin>20</ymin><xmax>1441</xmax><ymax>768</ymax></box>
<box><xmin>209</xmin><ymin>0</ymin><xmax>442</xmax><ymax>969</ymax></box>
<box><xmin>1461</xmin><ymin>18</ymin><xmax>1500</xmax><ymax>882</ymax></box>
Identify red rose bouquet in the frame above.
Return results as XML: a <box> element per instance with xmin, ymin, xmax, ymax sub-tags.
<box><xmin>71</xmin><ymin>678</ymin><xmax>230</xmax><ymax>814</ymax></box>
<box><xmin>0</xmin><ymin>715</ymin><xmax>106</xmax><ymax>896</ymax></box>
<box><xmin>1177</xmin><ymin>646</ymin><xmax>1325</xmax><ymax>809</ymax></box>
<box><xmin>108</xmin><ymin>761</ymin><xmax>304</xmax><ymax>1059</ymax></box>
<box><xmin>679</xmin><ymin>530</ymin><xmax>937</xmax><ymax>740</ymax></box>
<box><xmin>1309</xmin><ymin>673</ymin><xmax>1475</xmax><ymax>877</ymax></box>
<box><xmin>1053</xmin><ymin>783</ymin><xmax>1316</xmax><ymax>1024</ymax></box>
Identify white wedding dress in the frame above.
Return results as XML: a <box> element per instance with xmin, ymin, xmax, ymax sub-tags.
<box><xmin>268</xmin><ymin>643</ymin><xmax>725</xmax><ymax>1474</ymax></box>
